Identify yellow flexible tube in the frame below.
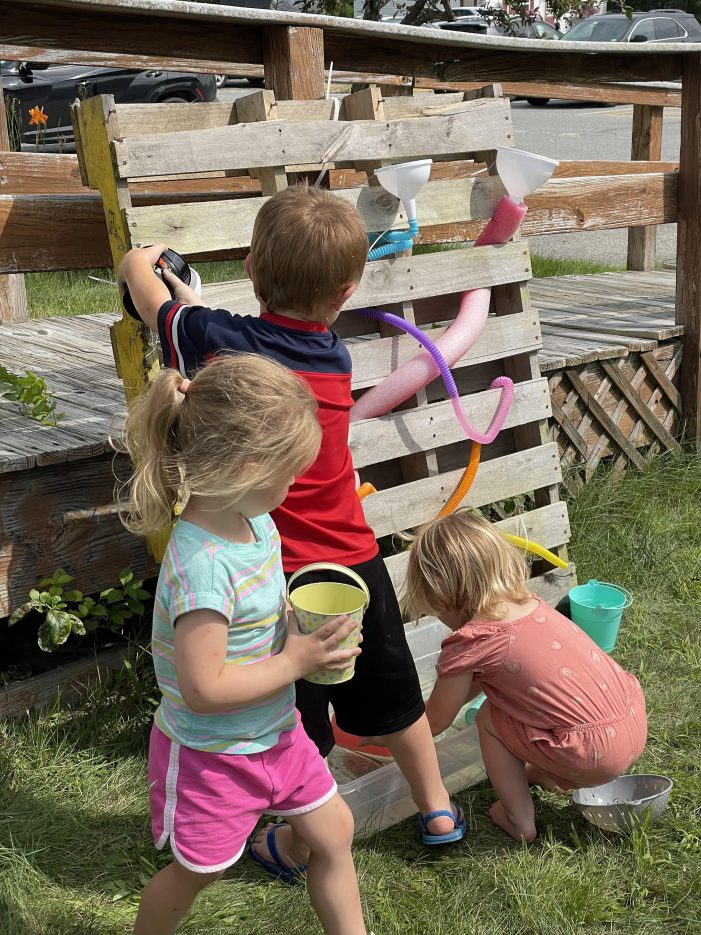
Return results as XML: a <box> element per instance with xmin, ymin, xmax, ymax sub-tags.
<box><xmin>501</xmin><ymin>533</ymin><xmax>569</xmax><ymax>570</ymax></box>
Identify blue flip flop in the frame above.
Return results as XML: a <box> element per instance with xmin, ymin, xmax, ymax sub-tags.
<box><xmin>418</xmin><ymin>800</ymin><xmax>467</xmax><ymax>845</ymax></box>
<box><xmin>249</xmin><ymin>823</ymin><xmax>308</xmax><ymax>885</ymax></box>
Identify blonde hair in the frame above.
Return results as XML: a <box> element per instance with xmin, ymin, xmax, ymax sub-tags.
<box><xmin>402</xmin><ymin>511</ymin><xmax>532</xmax><ymax>624</ymax></box>
<box><xmin>118</xmin><ymin>354</ymin><xmax>321</xmax><ymax>536</ymax></box>
<box><xmin>250</xmin><ymin>184</ymin><xmax>368</xmax><ymax>323</ymax></box>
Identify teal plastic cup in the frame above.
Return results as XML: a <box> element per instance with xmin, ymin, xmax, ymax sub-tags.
<box><xmin>567</xmin><ymin>579</ymin><xmax>633</xmax><ymax>653</ymax></box>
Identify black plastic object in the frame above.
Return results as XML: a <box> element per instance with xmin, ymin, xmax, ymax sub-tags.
<box><xmin>122</xmin><ymin>248</ymin><xmax>192</xmax><ymax>321</ymax></box>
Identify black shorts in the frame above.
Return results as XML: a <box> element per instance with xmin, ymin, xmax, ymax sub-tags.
<box><xmin>287</xmin><ymin>552</ymin><xmax>425</xmax><ymax>758</ymax></box>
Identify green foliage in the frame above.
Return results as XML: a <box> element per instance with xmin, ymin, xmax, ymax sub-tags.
<box><xmin>8</xmin><ymin>568</ymin><xmax>152</xmax><ymax>652</ymax></box>
<box><xmin>0</xmin><ymin>365</ymin><xmax>63</xmax><ymax>427</ymax></box>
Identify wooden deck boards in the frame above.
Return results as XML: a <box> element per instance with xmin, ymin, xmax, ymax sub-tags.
<box><xmin>0</xmin><ymin>271</ymin><xmax>680</xmax><ymax>473</ymax></box>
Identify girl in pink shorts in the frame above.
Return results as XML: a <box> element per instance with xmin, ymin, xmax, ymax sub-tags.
<box><xmin>403</xmin><ymin>511</ymin><xmax>647</xmax><ymax>843</ymax></box>
<box><xmin>119</xmin><ymin>354</ymin><xmax>368</xmax><ymax>935</ymax></box>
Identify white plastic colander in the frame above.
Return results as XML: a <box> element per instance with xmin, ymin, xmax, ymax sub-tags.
<box><xmin>572</xmin><ymin>774</ymin><xmax>672</xmax><ymax>833</ymax></box>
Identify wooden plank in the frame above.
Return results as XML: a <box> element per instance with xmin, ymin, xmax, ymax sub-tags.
<box><xmin>112</xmin><ymin>98</ymin><xmax>514</xmax><ymax>178</ymax></box>
<box><xmin>235</xmin><ymin>90</ymin><xmax>288</xmax><ymax>197</ymax></box>
<box><xmin>0</xmin><ymin>70</ymin><xmax>28</xmax><ymax>322</ymax></box>
<box><xmin>349</xmin><ymin>314</ymin><xmax>542</xmax><ymax>392</ymax></box>
<box><xmin>124</xmin><ymin>171</ymin><xmax>676</xmax><ymax>257</ymax></box>
<box><xmin>414</xmin><ymin>77</ymin><xmax>682</xmax><ymax>108</ymax></box>
<box><xmin>676</xmin><ymin>51</ymin><xmax>701</xmax><ymax>446</ymax></box>
<box><xmin>262</xmin><ymin>25</ymin><xmax>325</xmax><ymax>100</ymax></box>
<box><xmin>383</xmin><ymin>501</ymin><xmax>572</xmax><ymax>592</ymax></box>
<box><xmin>0</xmin><ymin>646</ymin><xmax>129</xmax><ymax>718</ymax></box>
<box><xmin>362</xmin><ymin>442</ymin><xmax>561</xmax><ymax>539</ymax></box>
<box><xmin>0</xmin><ymin>451</ymin><xmax>159</xmax><ymax>616</ymax></box>
<box><xmin>349</xmin><ymin>378</ymin><xmax>550</xmax><ymax>468</ymax></box>
<box><xmin>381</xmin><ymin>93</ymin><xmax>467</xmax><ymax>118</ymax></box>
<box><xmin>627</xmin><ymin>105</ymin><xmax>664</xmax><ymax>272</ymax></box>
<box><xmin>200</xmin><ymin>240</ymin><xmax>532</xmax><ymax>320</ymax></box>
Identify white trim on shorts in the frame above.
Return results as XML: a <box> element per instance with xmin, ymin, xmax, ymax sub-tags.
<box><xmin>155</xmin><ymin>735</ymin><xmax>247</xmax><ymax>874</ymax></box>
<box><xmin>269</xmin><ymin>779</ymin><xmax>338</xmax><ymax>817</ymax></box>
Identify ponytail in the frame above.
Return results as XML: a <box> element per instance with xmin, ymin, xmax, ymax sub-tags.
<box><xmin>118</xmin><ymin>368</ymin><xmax>185</xmax><ymax>535</ymax></box>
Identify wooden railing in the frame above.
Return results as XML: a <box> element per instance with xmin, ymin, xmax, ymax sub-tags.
<box><xmin>0</xmin><ymin>0</ymin><xmax>699</xmax><ymax>444</ymax></box>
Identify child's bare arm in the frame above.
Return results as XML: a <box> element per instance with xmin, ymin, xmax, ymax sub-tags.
<box><xmin>425</xmin><ymin>672</ymin><xmax>474</xmax><ymax>736</ymax></box>
<box><xmin>174</xmin><ymin>608</ymin><xmax>361</xmax><ymax>714</ymax></box>
<box><xmin>116</xmin><ymin>244</ymin><xmax>170</xmax><ymax>331</ymax></box>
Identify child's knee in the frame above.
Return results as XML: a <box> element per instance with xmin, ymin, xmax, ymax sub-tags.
<box><xmin>171</xmin><ymin>860</ymin><xmax>224</xmax><ymax>892</ymax></box>
<box><xmin>311</xmin><ymin>797</ymin><xmax>356</xmax><ymax>858</ymax></box>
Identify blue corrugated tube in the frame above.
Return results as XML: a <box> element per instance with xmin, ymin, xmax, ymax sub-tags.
<box><xmin>368</xmin><ymin>218</ymin><xmax>419</xmax><ymax>261</ymax></box>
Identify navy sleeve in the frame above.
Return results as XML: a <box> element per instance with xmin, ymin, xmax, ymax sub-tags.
<box><xmin>157</xmin><ymin>300</ymin><xmax>247</xmax><ymax>376</ymax></box>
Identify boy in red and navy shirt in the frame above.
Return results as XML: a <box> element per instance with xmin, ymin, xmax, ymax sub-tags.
<box><xmin>118</xmin><ymin>185</ymin><xmax>465</xmax><ymax>875</ymax></box>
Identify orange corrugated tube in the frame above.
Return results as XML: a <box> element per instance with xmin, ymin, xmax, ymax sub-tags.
<box><xmin>438</xmin><ymin>442</ymin><xmax>481</xmax><ymax>517</ymax></box>
<box><xmin>357</xmin><ymin>482</ymin><xmax>377</xmax><ymax>501</ymax></box>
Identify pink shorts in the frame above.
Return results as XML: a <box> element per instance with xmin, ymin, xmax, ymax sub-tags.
<box><xmin>148</xmin><ymin>720</ymin><xmax>337</xmax><ymax>873</ymax></box>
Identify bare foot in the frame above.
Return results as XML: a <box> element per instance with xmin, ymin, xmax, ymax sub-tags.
<box><xmin>489</xmin><ymin>800</ymin><xmax>537</xmax><ymax>843</ymax></box>
<box><xmin>525</xmin><ymin>764</ymin><xmax>571</xmax><ymax>795</ymax></box>
<box><xmin>251</xmin><ymin>822</ymin><xmax>310</xmax><ymax>869</ymax></box>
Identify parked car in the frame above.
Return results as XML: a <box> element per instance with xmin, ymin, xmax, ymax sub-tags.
<box><xmin>562</xmin><ymin>9</ymin><xmax>701</xmax><ymax>44</ymax></box>
<box><xmin>1</xmin><ymin>60</ymin><xmax>217</xmax><ymax>151</ymax></box>
<box><xmin>437</xmin><ymin>15</ymin><xmax>561</xmax><ymax>39</ymax></box>
<box><xmin>523</xmin><ymin>10</ymin><xmax>699</xmax><ymax>105</ymax></box>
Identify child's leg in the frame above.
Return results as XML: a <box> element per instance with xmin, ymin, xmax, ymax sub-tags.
<box><xmin>378</xmin><ymin>716</ymin><xmax>455</xmax><ymax>835</ymax></box>
<box><xmin>475</xmin><ymin>700</ymin><xmax>537</xmax><ymax>842</ymax></box>
<box><xmin>526</xmin><ymin>764</ymin><xmax>572</xmax><ymax>794</ymax></box>
<box><xmin>286</xmin><ymin>792</ymin><xmax>366</xmax><ymax>935</ymax></box>
<box><xmin>133</xmin><ymin>861</ymin><xmax>223</xmax><ymax>935</ymax></box>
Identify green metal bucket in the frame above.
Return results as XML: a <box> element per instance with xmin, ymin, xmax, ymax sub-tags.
<box><xmin>568</xmin><ymin>579</ymin><xmax>633</xmax><ymax>653</ymax></box>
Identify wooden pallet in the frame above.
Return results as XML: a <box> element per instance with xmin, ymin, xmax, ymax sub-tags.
<box><xmin>69</xmin><ymin>86</ymin><xmax>574</xmax><ymax>602</ymax></box>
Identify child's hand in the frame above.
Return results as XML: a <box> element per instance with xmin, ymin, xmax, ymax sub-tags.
<box><xmin>161</xmin><ymin>268</ymin><xmax>202</xmax><ymax>305</ymax></box>
<box><xmin>116</xmin><ymin>243</ymin><xmax>168</xmax><ymax>294</ymax></box>
<box><xmin>282</xmin><ymin>610</ymin><xmax>362</xmax><ymax>680</ymax></box>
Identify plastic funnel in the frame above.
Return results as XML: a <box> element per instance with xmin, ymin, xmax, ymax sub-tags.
<box><xmin>568</xmin><ymin>579</ymin><xmax>633</xmax><ymax>653</ymax></box>
<box><xmin>374</xmin><ymin>159</ymin><xmax>432</xmax><ymax>221</ymax></box>
<box><xmin>288</xmin><ymin>562</ymin><xmax>369</xmax><ymax>685</ymax></box>
<box><xmin>496</xmin><ymin>147</ymin><xmax>559</xmax><ymax>202</ymax></box>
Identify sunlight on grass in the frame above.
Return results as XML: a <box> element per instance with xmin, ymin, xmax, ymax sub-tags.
<box><xmin>1</xmin><ymin>453</ymin><xmax>700</xmax><ymax>934</ymax></box>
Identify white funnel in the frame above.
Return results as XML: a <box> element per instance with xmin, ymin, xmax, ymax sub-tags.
<box><xmin>496</xmin><ymin>147</ymin><xmax>559</xmax><ymax>202</ymax></box>
<box><xmin>374</xmin><ymin>158</ymin><xmax>432</xmax><ymax>222</ymax></box>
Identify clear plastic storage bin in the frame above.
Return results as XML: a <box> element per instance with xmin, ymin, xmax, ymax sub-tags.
<box><xmin>328</xmin><ymin>617</ymin><xmax>486</xmax><ymax>836</ymax></box>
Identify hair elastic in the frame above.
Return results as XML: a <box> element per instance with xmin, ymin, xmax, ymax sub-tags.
<box><xmin>178</xmin><ymin>378</ymin><xmax>191</xmax><ymax>395</ymax></box>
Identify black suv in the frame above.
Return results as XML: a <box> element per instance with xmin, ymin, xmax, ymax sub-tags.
<box><xmin>1</xmin><ymin>61</ymin><xmax>217</xmax><ymax>151</ymax></box>
<box><xmin>562</xmin><ymin>9</ymin><xmax>701</xmax><ymax>43</ymax></box>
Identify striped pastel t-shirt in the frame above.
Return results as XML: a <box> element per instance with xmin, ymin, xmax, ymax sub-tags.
<box><xmin>152</xmin><ymin>514</ymin><xmax>296</xmax><ymax>754</ymax></box>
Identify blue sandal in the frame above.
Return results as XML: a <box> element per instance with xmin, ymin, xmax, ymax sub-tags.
<box><xmin>418</xmin><ymin>800</ymin><xmax>467</xmax><ymax>845</ymax></box>
<box><xmin>249</xmin><ymin>823</ymin><xmax>308</xmax><ymax>885</ymax></box>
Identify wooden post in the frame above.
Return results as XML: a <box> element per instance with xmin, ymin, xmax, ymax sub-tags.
<box><xmin>627</xmin><ymin>104</ymin><xmax>663</xmax><ymax>272</ymax></box>
<box><xmin>0</xmin><ymin>73</ymin><xmax>29</xmax><ymax>323</ymax></box>
<box><xmin>261</xmin><ymin>26</ymin><xmax>325</xmax><ymax>101</ymax></box>
<box><xmin>676</xmin><ymin>53</ymin><xmax>701</xmax><ymax>446</ymax></box>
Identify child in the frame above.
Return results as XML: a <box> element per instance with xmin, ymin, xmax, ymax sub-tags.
<box><xmin>119</xmin><ymin>354</ymin><xmax>368</xmax><ymax>935</ymax></box>
<box><xmin>403</xmin><ymin>511</ymin><xmax>647</xmax><ymax>843</ymax></box>
<box><xmin>117</xmin><ymin>184</ymin><xmax>465</xmax><ymax>872</ymax></box>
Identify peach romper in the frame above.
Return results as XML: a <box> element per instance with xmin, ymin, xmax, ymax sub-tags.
<box><xmin>437</xmin><ymin>597</ymin><xmax>647</xmax><ymax>788</ymax></box>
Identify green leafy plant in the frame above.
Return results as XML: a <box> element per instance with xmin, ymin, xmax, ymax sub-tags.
<box><xmin>0</xmin><ymin>365</ymin><xmax>64</xmax><ymax>426</ymax></box>
<box><xmin>8</xmin><ymin>568</ymin><xmax>152</xmax><ymax>652</ymax></box>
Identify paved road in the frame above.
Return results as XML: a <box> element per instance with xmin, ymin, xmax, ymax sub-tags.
<box><xmin>219</xmin><ymin>85</ymin><xmax>680</xmax><ymax>266</ymax></box>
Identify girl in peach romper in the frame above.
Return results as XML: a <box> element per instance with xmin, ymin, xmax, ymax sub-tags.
<box><xmin>403</xmin><ymin>511</ymin><xmax>647</xmax><ymax>843</ymax></box>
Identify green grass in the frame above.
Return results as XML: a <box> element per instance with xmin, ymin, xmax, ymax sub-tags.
<box><xmin>1</xmin><ymin>452</ymin><xmax>700</xmax><ymax>934</ymax></box>
<box><xmin>24</xmin><ymin>254</ymin><xmax>622</xmax><ymax>319</ymax></box>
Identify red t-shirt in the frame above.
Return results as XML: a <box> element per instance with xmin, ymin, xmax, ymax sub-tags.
<box><xmin>158</xmin><ymin>302</ymin><xmax>379</xmax><ymax>571</ymax></box>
